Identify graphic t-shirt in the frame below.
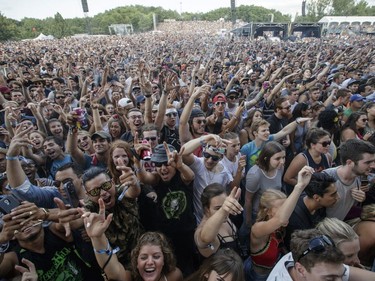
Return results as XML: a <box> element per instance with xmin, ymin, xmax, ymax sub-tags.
<box><xmin>17</xmin><ymin>228</ymin><xmax>93</xmax><ymax>281</ymax></box>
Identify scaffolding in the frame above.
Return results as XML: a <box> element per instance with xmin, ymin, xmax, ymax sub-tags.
<box><xmin>108</xmin><ymin>24</ymin><xmax>134</xmax><ymax>35</ymax></box>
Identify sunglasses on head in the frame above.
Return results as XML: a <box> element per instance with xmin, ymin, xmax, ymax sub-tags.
<box><xmin>318</xmin><ymin>140</ymin><xmax>331</xmax><ymax>147</ymax></box>
<box><xmin>298</xmin><ymin>235</ymin><xmax>335</xmax><ymax>262</ymax></box>
<box><xmin>86</xmin><ymin>181</ymin><xmax>112</xmax><ymax>197</ymax></box>
<box><xmin>154</xmin><ymin>161</ymin><xmax>169</xmax><ymax>168</ymax></box>
<box><xmin>166</xmin><ymin>112</ymin><xmax>177</xmax><ymax>118</ymax></box>
<box><xmin>195</xmin><ymin>119</ymin><xmax>207</xmax><ymax>125</ymax></box>
<box><xmin>203</xmin><ymin>152</ymin><xmax>220</xmax><ymax>161</ymax></box>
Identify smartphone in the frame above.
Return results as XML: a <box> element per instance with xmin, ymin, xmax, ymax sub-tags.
<box><xmin>0</xmin><ymin>194</ymin><xmax>21</xmax><ymax>214</ymax></box>
<box><xmin>63</xmin><ymin>179</ymin><xmax>80</xmax><ymax>208</ymax></box>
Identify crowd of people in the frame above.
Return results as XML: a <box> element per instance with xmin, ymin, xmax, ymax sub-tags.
<box><xmin>0</xmin><ymin>26</ymin><xmax>374</xmax><ymax>281</ymax></box>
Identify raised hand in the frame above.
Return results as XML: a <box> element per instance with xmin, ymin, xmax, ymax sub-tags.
<box><xmin>15</xmin><ymin>258</ymin><xmax>38</xmax><ymax>281</ymax></box>
<box><xmin>165</xmin><ymin>142</ymin><xmax>183</xmax><ymax>169</ymax></box>
<box><xmin>82</xmin><ymin>198</ymin><xmax>113</xmax><ymax>238</ymax></box>
<box><xmin>296</xmin><ymin>166</ymin><xmax>314</xmax><ymax>189</ymax></box>
<box><xmin>221</xmin><ymin>186</ymin><xmax>243</xmax><ymax>216</ymax></box>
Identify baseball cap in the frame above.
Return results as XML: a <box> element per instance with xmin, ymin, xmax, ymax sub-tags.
<box><xmin>350</xmin><ymin>94</ymin><xmax>364</xmax><ymax>102</ymax></box>
<box><xmin>91</xmin><ymin>131</ymin><xmax>112</xmax><ymax>142</ymax></box>
<box><xmin>213</xmin><ymin>93</ymin><xmax>227</xmax><ymax>103</ymax></box>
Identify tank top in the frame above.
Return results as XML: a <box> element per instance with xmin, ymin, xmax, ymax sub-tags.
<box><xmin>250</xmin><ymin>230</ymin><xmax>284</xmax><ymax>269</ymax></box>
<box><xmin>217</xmin><ymin>220</ymin><xmax>243</xmax><ymax>257</ymax></box>
<box><xmin>301</xmin><ymin>149</ymin><xmax>330</xmax><ymax>173</ymax></box>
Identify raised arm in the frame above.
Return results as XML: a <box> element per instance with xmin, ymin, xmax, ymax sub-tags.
<box><xmin>195</xmin><ymin>187</ymin><xmax>242</xmax><ymax>257</ymax></box>
<box><xmin>273</xmin><ymin>118</ymin><xmax>311</xmax><ymax>141</ymax></box>
<box><xmin>83</xmin><ymin>198</ymin><xmax>130</xmax><ymax>281</ymax></box>
<box><xmin>251</xmin><ymin>166</ymin><xmax>313</xmax><ymax>239</ymax></box>
<box><xmin>6</xmin><ymin>126</ymin><xmax>34</xmax><ymax>188</ymax></box>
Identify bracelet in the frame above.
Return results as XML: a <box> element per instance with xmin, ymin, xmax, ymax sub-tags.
<box><xmin>5</xmin><ymin>155</ymin><xmax>18</xmax><ymax>161</ymax></box>
<box><xmin>101</xmin><ymin>250</ymin><xmax>113</xmax><ymax>280</ymax></box>
<box><xmin>93</xmin><ymin>239</ymin><xmax>120</xmax><ymax>255</ymax></box>
<box><xmin>41</xmin><ymin>208</ymin><xmax>49</xmax><ymax>220</ymax></box>
<box><xmin>94</xmin><ymin>239</ymin><xmax>111</xmax><ymax>255</ymax></box>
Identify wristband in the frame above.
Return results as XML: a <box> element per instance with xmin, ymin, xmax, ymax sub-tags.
<box><xmin>5</xmin><ymin>155</ymin><xmax>18</xmax><ymax>161</ymax></box>
<box><xmin>93</xmin><ymin>239</ymin><xmax>120</xmax><ymax>255</ymax></box>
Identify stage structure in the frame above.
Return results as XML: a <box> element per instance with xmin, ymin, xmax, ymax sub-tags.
<box><xmin>231</xmin><ymin>22</ymin><xmax>289</xmax><ymax>39</ymax></box>
<box><xmin>108</xmin><ymin>24</ymin><xmax>134</xmax><ymax>35</ymax></box>
<box><xmin>291</xmin><ymin>22</ymin><xmax>322</xmax><ymax>38</ymax></box>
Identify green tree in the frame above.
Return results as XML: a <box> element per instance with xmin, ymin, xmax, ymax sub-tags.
<box><xmin>53</xmin><ymin>12</ymin><xmax>70</xmax><ymax>38</ymax></box>
<box><xmin>0</xmin><ymin>12</ymin><xmax>18</xmax><ymax>41</ymax></box>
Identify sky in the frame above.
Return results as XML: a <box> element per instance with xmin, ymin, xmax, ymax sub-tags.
<box><xmin>1</xmin><ymin>0</ymin><xmax>305</xmax><ymax>21</ymax></box>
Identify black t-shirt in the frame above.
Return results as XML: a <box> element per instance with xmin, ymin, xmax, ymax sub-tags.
<box><xmin>152</xmin><ymin>171</ymin><xmax>195</xmax><ymax>234</ymax></box>
<box><xmin>284</xmin><ymin>196</ymin><xmax>326</xmax><ymax>250</ymax></box>
<box><xmin>267</xmin><ymin>113</ymin><xmax>288</xmax><ymax>135</ymax></box>
<box><xmin>16</xmin><ymin>227</ymin><xmax>103</xmax><ymax>281</ymax></box>
<box><xmin>160</xmin><ymin>125</ymin><xmax>181</xmax><ymax>152</ymax></box>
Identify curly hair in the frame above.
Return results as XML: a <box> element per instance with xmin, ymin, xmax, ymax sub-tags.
<box><xmin>131</xmin><ymin>232</ymin><xmax>176</xmax><ymax>281</ymax></box>
<box><xmin>256</xmin><ymin>189</ymin><xmax>286</xmax><ymax>222</ymax></box>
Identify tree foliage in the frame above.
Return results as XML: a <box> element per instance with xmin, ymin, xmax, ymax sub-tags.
<box><xmin>296</xmin><ymin>0</ymin><xmax>374</xmax><ymax>21</ymax></box>
<box><xmin>0</xmin><ymin>2</ymin><xmax>374</xmax><ymax>41</ymax></box>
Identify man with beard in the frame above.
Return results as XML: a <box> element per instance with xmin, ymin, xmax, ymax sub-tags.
<box><xmin>120</xmin><ymin>108</ymin><xmax>144</xmax><ymax>146</ymax></box>
<box><xmin>82</xmin><ymin>166</ymin><xmax>143</xmax><ymax>267</ymax></box>
<box><xmin>68</xmin><ymin>130</ymin><xmax>112</xmax><ymax>170</ymax></box>
<box><xmin>323</xmin><ymin>139</ymin><xmax>375</xmax><ymax>220</ymax></box>
<box><xmin>159</xmin><ymin>106</ymin><xmax>181</xmax><ymax>151</ymax></box>
<box><xmin>267</xmin><ymin>97</ymin><xmax>294</xmax><ymax>166</ymax></box>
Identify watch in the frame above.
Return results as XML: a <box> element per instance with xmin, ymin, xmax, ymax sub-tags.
<box><xmin>0</xmin><ymin>242</ymin><xmax>9</xmax><ymax>254</ymax></box>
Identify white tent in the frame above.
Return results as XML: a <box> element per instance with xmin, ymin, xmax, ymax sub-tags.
<box><xmin>33</xmin><ymin>33</ymin><xmax>54</xmax><ymax>40</ymax></box>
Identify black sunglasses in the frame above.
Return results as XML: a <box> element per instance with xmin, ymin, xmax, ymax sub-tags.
<box><xmin>298</xmin><ymin>235</ymin><xmax>335</xmax><ymax>262</ymax></box>
<box><xmin>195</xmin><ymin>119</ymin><xmax>207</xmax><ymax>125</ymax></box>
<box><xmin>203</xmin><ymin>152</ymin><xmax>220</xmax><ymax>161</ymax></box>
<box><xmin>55</xmin><ymin>96</ymin><xmax>65</xmax><ymax>99</ymax></box>
<box><xmin>318</xmin><ymin>141</ymin><xmax>331</xmax><ymax>147</ymax></box>
<box><xmin>154</xmin><ymin>161</ymin><xmax>169</xmax><ymax>168</ymax></box>
<box><xmin>86</xmin><ymin>181</ymin><xmax>112</xmax><ymax>197</ymax></box>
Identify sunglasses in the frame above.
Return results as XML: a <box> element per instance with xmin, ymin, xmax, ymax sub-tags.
<box><xmin>195</xmin><ymin>119</ymin><xmax>207</xmax><ymax>125</ymax></box>
<box><xmin>215</xmin><ymin>102</ymin><xmax>226</xmax><ymax>106</ymax></box>
<box><xmin>144</xmin><ymin>136</ymin><xmax>157</xmax><ymax>141</ymax></box>
<box><xmin>298</xmin><ymin>235</ymin><xmax>335</xmax><ymax>262</ymax></box>
<box><xmin>318</xmin><ymin>141</ymin><xmax>331</xmax><ymax>147</ymax></box>
<box><xmin>203</xmin><ymin>152</ymin><xmax>220</xmax><ymax>161</ymax></box>
<box><xmin>154</xmin><ymin>161</ymin><xmax>169</xmax><ymax>167</ymax></box>
<box><xmin>55</xmin><ymin>96</ymin><xmax>65</xmax><ymax>100</ymax></box>
<box><xmin>166</xmin><ymin>112</ymin><xmax>177</xmax><ymax>118</ymax></box>
<box><xmin>86</xmin><ymin>181</ymin><xmax>112</xmax><ymax>197</ymax></box>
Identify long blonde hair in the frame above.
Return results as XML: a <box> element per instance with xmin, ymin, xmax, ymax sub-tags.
<box><xmin>256</xmin><ymin>189</ymin><xmax>286</xmax><ymax>222</ymax></box>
